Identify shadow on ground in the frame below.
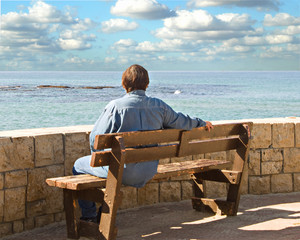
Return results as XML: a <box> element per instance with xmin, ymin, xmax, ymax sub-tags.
<box><xmin>3</xmin><ymin>192</ymin><xmax>300</xmax><ymax>240</ymax></box>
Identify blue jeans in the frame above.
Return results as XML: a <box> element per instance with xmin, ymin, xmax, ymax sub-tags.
<box><xmin>73</xmin><ymin>155</ymin><xmax>159</xmax><ymax>218</ymax></box>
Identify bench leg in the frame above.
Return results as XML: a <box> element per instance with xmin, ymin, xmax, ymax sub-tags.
<box><xmin>64</xmin><ymin>189</ymin><xmax>80</xmax><ymax>239</ymax></box>
<box><xmin>191</xmin><ymin>172</ymin><xmax>241</xmax><ymax>216</ymax></box>
<box><xmin>99</xmin><ymin>136</ymin><xmax>125</xmax><ymax>240</ymax></box>
<box><xmin>193</xmin><ymin>176</ymin><xmax>206</xmax><ymax>198</ymax></box>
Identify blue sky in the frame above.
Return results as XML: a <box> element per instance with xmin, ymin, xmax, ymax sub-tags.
<box><xmin>0</xmin><ymin>0</ymin><xmax>299</xmax><ymax>71</ymax></box>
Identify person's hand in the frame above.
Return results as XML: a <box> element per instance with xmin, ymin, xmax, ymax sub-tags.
<box><xmin>205</xmin><ymin>121</ymin><xmax>213</xmax><ymax>131</ymax></box>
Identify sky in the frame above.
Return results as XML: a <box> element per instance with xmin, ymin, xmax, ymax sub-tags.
<box><xmin>0</xmin><ymin>0</ymin><xmax>300</xmax><ymax>71</ymax></box>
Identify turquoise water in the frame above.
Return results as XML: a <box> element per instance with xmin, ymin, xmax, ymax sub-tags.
<box><xmin>0</xmin><ymin>71</ymin><xmax>299</xmax><ymax>131</ymax></box>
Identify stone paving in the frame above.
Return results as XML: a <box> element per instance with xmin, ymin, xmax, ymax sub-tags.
<box><xmin>2</xmin><ymin>192</ymin><xmax>300</xmax><ymax>240</ymax></box>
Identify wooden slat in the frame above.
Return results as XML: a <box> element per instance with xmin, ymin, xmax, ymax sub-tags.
<box><xmin>188</xmin><ymin>137</ymin><xmax>242</xmax><ymax>155</ymax></box>
<box><xmin>93</xmin><ymin>122</ymin><xmax>251</xmax><ymax>150</ymax></box>
<box><xmin>153</xmin><ymin>159</ymin><xmax>231</xmax><ymax>180</ymax></box>
<box><xmin>193</xmin><ymin>170</ymin><xmax>242</xmax><ymax>184</ymax></box>
<box><xmin>125</xmin><ymin>137</ymin><xmax>242</xmax><ymax>164</ymax></box>
<box><xmin>94</xmin><ymin>128</ymin><xmax>181</xmax><ymax>149</ymax></box>
<box><xmin>91</xmin><ymin>137</ymin><xmax>243</xmax><ymax>166</ymax></box>
<box><xmin>46</xmin><ymin>174</ymin><xmax>90</xmax><ymax>187</ymax></box>
<box><xmin>188</xmin><ymin>123</ymin><xmax>246</xmax><ymax>141</ymax></box>
<box><xmin>46</xmin><ymin>174</ymin><xmax>106</xmax><ymax>190</ymax></box>
<box><xmin>91</xmin><ymin>151</ymin><xmax>112</xmax><ymax>167</ymax></box>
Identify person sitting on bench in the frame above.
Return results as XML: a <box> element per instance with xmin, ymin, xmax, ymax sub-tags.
<box><xmin>72</xmin><ymin>64</ymin><xmax>213</xmax><ymax>222</ymax></box>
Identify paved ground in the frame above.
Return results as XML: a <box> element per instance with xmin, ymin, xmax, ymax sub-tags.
<box><xmin>3</xmin><ymin>192</ymin><xmax>300</xmax><ymax>240</ymax></box>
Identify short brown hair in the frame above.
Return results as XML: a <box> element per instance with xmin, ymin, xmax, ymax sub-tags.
<box><xmin>122</xmin><ymin>64</ymin><xmax>149</xmax><ymax>93</ymax></box>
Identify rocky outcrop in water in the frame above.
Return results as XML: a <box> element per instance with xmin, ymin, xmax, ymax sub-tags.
<box><xmin>37</xmin><ymin>85</ymin><xmax>71</xmax><ymax>88</ymax></box>
<box><xmin>0</xmin><ymin>86</ymin><xmax>21</xmax><ymax>91</ymax></box>
<box><xmin>37</xmin><ymin>85</ymin><xmax>116</xmax><ymax>89</ymax></box>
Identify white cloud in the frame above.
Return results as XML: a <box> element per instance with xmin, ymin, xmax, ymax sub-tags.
<box><xmin>154</xmin><ymin>10</ymin><xmax>255</xmax><ymax>40</ymax></box>
<box><xmin>187</xmin><ymin>0</ymin><xmax>280</xmax><ymax>11</ymax></box>
<box><xmin>27</xmin><ymin>0</ymin><xmax>74</xmax><ymax>24</ymax></box>
<box><xmin>71</xmin><ymin>18</ymin><xmax>97</xmax><ymax>31</ymax></box>
<box><xmin>111</xmin><ymin>39</ymin><xmax>138</xmax><ymax>52</ymax></box>
<box><xmin>164</xmin><ymin>10</ymin><xmax>215</xmax><ymax>31</ymax></box>
<box><xmin>287</xmin><ymin>43</ymin><xmax>300</xmax><ymax>52</ymax></box>
<box><xmin>111</xmin><ymin>38</ymin><xmax>197</xmax><ymax>58</ymax></box>
<box><xmin>243</xmin><ymin>36</ymin><xmax>266</xmax><ymax>45</ymax></box>
<box><xmin>110</xmin><ymin>0</ymin><xmax>175</xmax><ymax>20</ymax></box>
<box><xmin>57</xmin><ymin>38</ymin><xmax>92</xmax><ymax>50</ymax></box>
<box><xmin>0</xmin><ymin>0</ymin><xmax>97</xmax><ymax>69</ymax></box>
<box><xmin>280</xmin><ymin>26</ymin><xmax>300</xmax><ymax>35</ymax></box>
<box><xmin>260</xmin><ymin>43</ymin><xmax>300</xmax><ymax>59</ymax></box>
<box><xmin>64</xmin><ymin>56</ymin><xmax>94</xmax><ymax>64</ymax></box>
<box><xmin>101</xmin><ymin>19</ymin><xmax>138</xmax><ymax>33</ymax></box>
<box><xmin>265</xmin><ymin>35</ymin><xmax>293</xmax><ymax>44</ymax></box>
<box><xmin>264</xmin><ymin>13</ymin><xmax>300</xmax><ymax>26</ymax></box>
<box><xmin>136</xmin><ymin>39</ymin><xmax>194</xmax><ymax>52</ymax></box>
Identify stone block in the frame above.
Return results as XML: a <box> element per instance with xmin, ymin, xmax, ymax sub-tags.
<box><xmin>293</xmin><ymin>173</ymin><xmax>300</xmax><ymax>192</ymax></box>
<box><xmin>0</xmin><ymin>137</ymin><xmax>34</xmax><ymax>172</ymax></box>
<box><xmin>170</xmin><ymin>155</ymin><xmax>192</xmax><ymax>163</ymax></box>
<box><xmin>261</xmin><ymin>149</ymin><xmax>283</xmax><ymax>162</ymax></box>
<box><xmin>13</xmin><ymin>220</ymin><xmax>24</xmax><ymax>233</ymax></box>
<box><xmin>296</xmin><ymin>123</ymin><xmax>300</xmax><ymax>147</ymax></box>
<box><xmin>137</xmin><ymin>182</ymin><xmax>159</xmax><ymax>206</ymax></box>
<box><xmin>64</xmin><ymin>132</ymin><xmax>90</xmax><ymax>175</ymax></box>
<box><xmin>204</xmin><ymin>181</ymin><xmax>227</xmax><ymax>198</ymax></box>
<box><xmin>0</xmin><ymin>190</ymin><xmax>3</xmax><ymax>221</ymax></box>
<box><xmin>24</xmin><ymin>217</ymin><xmax>35</xmax><ymax>231</ymax></box>
<box><xmin>120</xmin><ymin>186</ymin><xmax>137</xmax><ymax>210</ymax></box>
<box><xmin>159</xmin><ymin>181</ymin><xmax>181</xmax><ymax>202</ymax></box>
<box><xmin>55</xmin><ymin>212</ymin><xmax>65</xmax><ymax>222</ymax></box>
<box><xmin>250</xmin><ymin>123</ymin><xmax>271</xmax><ymax>149</ymax></box>
<box><xmin>0</xmin><ymin>174</ymin><xmax>3</xmax><ymax>189</ymax></box>
<box><xmin>205</xmin><ymin>151</ymin><xmax>227</xmax><ymax>160</ymax></box>
<box><xmin>284</xmin><ymin>148</ymin><xmax>300</xmax><ymax>173</ymax></box>
<box><xmin>159</xmin><ymin>158</ymin><xmax>170</xmax><ymax>164</ymax></box>
<box><xmin>249</xmin><ymin>176</ymin><xmax>270</xmax><ymax>195</ymax></box>
<box><xmin>35</xmin><ymin>214</ymin><xmax>54</xmax><ymax>228</ymax></box>
<box><xmin>193</xmin><ymin>154</ymin><xmax>204</xmax><ymax>160</ymax></box>
<box><xmin>35</xmin><ymin>134</ymin><xmax>64</xmax><ymax>167</ymax></box>
<box><xmin>248</xmin><ymin>150</ymin><xmax>260</xmax><ymax>176</ymax></box>
<box><xmin>272</xmin><ymin>123</ymin><xmax>294</xmax><ymax>148</ymax></box>
<box><xmin>5</xmin><ymin>170</ymin><xmax>27</xmax><ymax>188</ymax></box>
<box><xmin>27</xmin><ymin>165</ymin><xmax>64</xmax><ymax>214</ymax></box>
<box><xmin>4</xmin><ymin>187</ymin><xmax>26</xmax><ymax>221</ymax></box>
<box><xmin>0</xmin><ymin>222</ymin><xmax>12</xmax><ymax>238</ymax></box>
<box><xmin>271</xmin><ymin>174</ymin><xmax>293</xmax><ymax>193</ymax></box>
<box><xmin>226</xmin><ymin>150</ymin><xmax>236</xmax><ymax>164</ymax></box>
<box><xmin>27</xmin><ymin>199</ymin><xmax>47</xmax><ymax>218</ymax></box>
<box><xmin>261</xmin><ymin>161</ymin><xmax>282</xmax><ymax>175</ymax></box>
<box><xmin>181</xmin><ymin>180</ymin><xmax>194</xmax><ymax>200</ymax></box>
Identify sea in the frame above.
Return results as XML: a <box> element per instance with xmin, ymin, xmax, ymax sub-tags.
<box><xmin>0</xmin><ymin>71</ymin><xmax>299</xmax><ymax>131</ymax></box>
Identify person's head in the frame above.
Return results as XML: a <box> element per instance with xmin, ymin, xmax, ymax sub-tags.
<box><xmin>122</xmin><ymin>64</ymin><xmax>149</xmax><ymax>93</ymax></box>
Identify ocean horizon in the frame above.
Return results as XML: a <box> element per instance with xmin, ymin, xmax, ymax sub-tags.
<box><xmin>1</xmin><ymin>71</ymin><xmax>299</xmax><ymax>131</ymax></box>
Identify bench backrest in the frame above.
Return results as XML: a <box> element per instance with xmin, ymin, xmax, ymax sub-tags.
<box><xmin>90</xmin><ymin>123</ymin><xmax>252</xmax><ymax>168</ymax></box>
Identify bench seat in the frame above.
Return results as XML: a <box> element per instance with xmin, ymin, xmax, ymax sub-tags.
<box><xmin>46</xmin><ymin>158</ymin><xmax>231</xmax><ymax>190</ymax></box>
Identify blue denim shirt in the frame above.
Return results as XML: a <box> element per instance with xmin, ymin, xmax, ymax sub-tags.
<box><xmin>90</xmin><ymin>90</ymin><xmax>206</xmax><ymax>151</ymax></box>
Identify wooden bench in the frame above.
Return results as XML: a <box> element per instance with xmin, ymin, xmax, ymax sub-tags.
<box><xmin>46</xmin><ymin>122</ymin><xmax>252</xmax><ymax>240</ymax></box>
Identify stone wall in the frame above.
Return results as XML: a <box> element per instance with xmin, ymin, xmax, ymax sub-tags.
<box><xmin>0</xmin><ymin>118</ymin><xmax>299</xmax><ymax>237</ymax></box>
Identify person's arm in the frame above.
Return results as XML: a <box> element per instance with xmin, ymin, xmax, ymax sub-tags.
<box><xmin>162</xmin><ymin>102</ymin><xmax>213</xmax><ymax>131</ymax></box>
